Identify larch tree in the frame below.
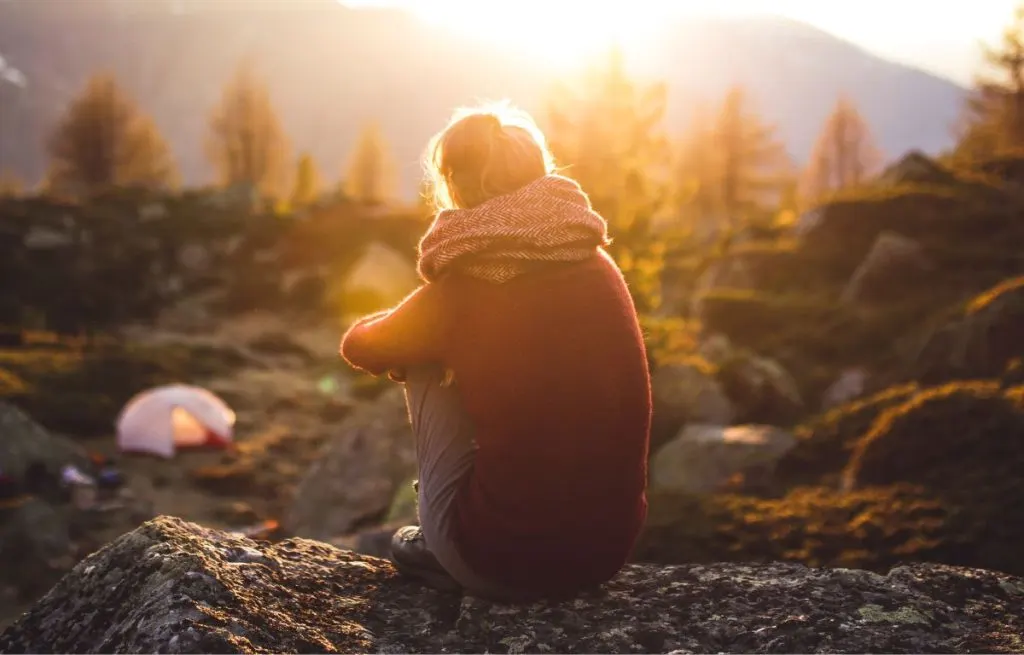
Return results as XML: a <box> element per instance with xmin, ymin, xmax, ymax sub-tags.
<box><xmin>206</xmin><ymin>61</ymin><xmax>291</xmax><ymax>199</ymax></box>
<box><xmin>712</xmin><ymin>86</ymin><xmax>790</xmax><ymax>231</ymax></box>
<box><xmin>343</xmin><ymin>121</ymin><xmax>395</xmax><ymax>206</ymax></box>
<box><xmin>675</xmin><ymin>103</ymin><xmax>720</xmax><ymax>233</ymax></box>
<box><xmin>956</xmin><ymin>4</ymin><xmax>1024</xmax><ymax>159</ymax></box>
<box><xmin>545</xmin><ymin>47</ymin><xmax>672</xmax><ymax>313</ymax></box>
<box><xmin>45</xmin><ymin>74</ymin><xmax>177</xmax><ymax>197</ymax></box>
<box><xmin>801</xmin><ymin>95</ymin><xmax>882</xmax><ymax>201</ymax></box>
<box><xmin>291</xmin><ymin>152</ymin><xmax>322</xmax><ymax>208</ymax></box>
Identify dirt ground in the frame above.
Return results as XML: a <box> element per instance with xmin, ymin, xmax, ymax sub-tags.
<box><xmin>112</xmin><ymin>312</ymin><xmax>350</xmax><ymax>520</ymax></box>
<box><xmin>1</xmin><ymin>306</ymin><xmax>390</xmax><ymax>629</ymax></box>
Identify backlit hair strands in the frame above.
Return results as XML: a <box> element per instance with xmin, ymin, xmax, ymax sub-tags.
<box><xmin>424</xmin><ymin>101</ymin><xmax>556</xmax><ymax>211</ymax></box>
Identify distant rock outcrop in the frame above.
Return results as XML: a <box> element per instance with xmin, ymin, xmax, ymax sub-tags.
<box><xmin>285</xmin><ymin>387</ymin><xmax>416</xmax><ymax>541</ymax></box>
<box><xmin>2</xmin><ymin>516</ymin><xmax>1023</xmax><ymax>654</ymax></box>
<box><xmin>911</xmin><ymin>276</ymin><xmax>1024</xmax><ymax>383</ymax></box>
<box><xmin>0</xmin><ymin>192</ymin><xmax>424</xmax><ymax>335</ymax></box>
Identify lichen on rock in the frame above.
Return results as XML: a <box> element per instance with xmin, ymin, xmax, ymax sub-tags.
<box><xmin>2</xmin><ymin>516</ymin><xmax>1023</xmax><ymax>654</ymax></box>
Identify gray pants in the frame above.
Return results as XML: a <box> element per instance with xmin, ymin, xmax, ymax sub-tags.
<box><xmin>403</xmin><ymin>366</ymin><xmax>520</xmax><ymax>601</ymax></box>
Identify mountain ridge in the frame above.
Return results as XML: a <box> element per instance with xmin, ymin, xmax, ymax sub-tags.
<box><xmin>0</xmin><ymin>1</ymin><xmax>968</xmax><ymax>197</ymax></box>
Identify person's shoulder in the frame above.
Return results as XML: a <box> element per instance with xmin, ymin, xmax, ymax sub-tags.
<box><xmin>572</xmin><ymin>249</ymin><xmax>628</xmax><ymax>285</ymax></box>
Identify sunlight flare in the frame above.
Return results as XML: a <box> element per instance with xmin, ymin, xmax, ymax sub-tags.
<box><xmin>345</xmin><ymin>0</ymin><xmax>672</xmax><ymax>65</ymax></box>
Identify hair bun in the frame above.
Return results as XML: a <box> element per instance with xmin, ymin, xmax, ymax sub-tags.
<box><xmin>424</xmin><ymin>102</ymin><xmax>554</xmax><ymax>210</ymax></box>
<box><xmin>462</xmin><ymin>112</ymin><xmax>503</xmax><ymax>141</ymax></box>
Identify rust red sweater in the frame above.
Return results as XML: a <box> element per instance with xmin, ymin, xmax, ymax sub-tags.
<box><xmin>340</xmin><ymin>250</ymin><xmax>651</xmax><ymax>595</ymax></box>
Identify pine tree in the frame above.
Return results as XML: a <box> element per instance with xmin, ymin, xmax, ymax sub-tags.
<box><xmin>956</xmin><ymin>4</ymin><xmax>1024</xmax><ymax>159</ymax></box>
<box><xmin>802</xmin><ymin>96</ymin><xmax>882</xmax><ymax>201</ymax></box>
<box><xmin>45</xmin><ymin>74</ymin><xmax>177</xmax><ymax>197</ymax></box>
<box><xmin>291</xmin><ymin>152</ymin><xmax>322</xmax><ymax>208</ymax></box>
<box><xmin>545</xmin><ymin>47</ymin><xmax>672</xmax><ymax>312</ymax></box>
<box><xmin>712</xmin><ymin>86</ymin><xmax>790</xmax><ymax>231</ymax></box>
<box><xmin>344</xmin><ymin>121</ymin><xmax>395</xmax><ymax>206</ymax></box>
<box><xmin>206</xmin><ymin>60</ymin><xmax>291</xmax><ymax>199</ymax></box>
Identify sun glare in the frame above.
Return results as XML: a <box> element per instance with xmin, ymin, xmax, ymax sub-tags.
<box><xmin>341</xmin><ymin>0</ymin><xmax>1015</xmax><ymax>80</ymax></box>
<box><xmin>370</xmin><ymin>0</ymin><xmax>671</xmax><ymax>67</ymax></box>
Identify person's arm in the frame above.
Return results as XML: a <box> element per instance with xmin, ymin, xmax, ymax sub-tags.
<box><xmin>339</xmin><ymin>282</ymin><xmax>448</xmax><ymax>377</ymax></box>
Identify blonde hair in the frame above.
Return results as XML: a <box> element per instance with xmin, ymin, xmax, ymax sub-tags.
<box><xmin>424</xmin><ymin>101</ymin><xmax>556</xmax><ymax>211</ymax></box>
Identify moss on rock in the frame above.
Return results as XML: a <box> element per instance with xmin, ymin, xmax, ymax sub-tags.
<box><xmin>774</xmin><ymin>382</ymin><xmax>921</xmax><ymax>488</ymax></box>
<box><xmin>634</xmin><ymin>484</ymin><xmax>977</xmax><ymax>573</ymax></box>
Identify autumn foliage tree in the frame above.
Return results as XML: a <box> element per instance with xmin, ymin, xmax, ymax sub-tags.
<box><xmin>545</xmin><ymin>47</ymin><xmax>672</xmax><ymax>312</ymax></box>
<box><xmin>956</xmin><ymin>4</ymin><xmax>1024</xmax><ymax>159</ymax></box>
<box><xmin>712</xmin><ymin>86</ymin><xmax>790</xmax><ymax>231</ymax></box>
<box><xmin>801</xmin><ymin>96</ymin><xmax>882</xmax><ymax>201</ymax></box>
<box><xmin>675</xmin><ymin>103</ymin><xmax>720</xmax><ymax>234</ymax></box>
<box><xmin>45</xmin><ymin>74</ymin><xmax>177</xmax><ymax>197</ymax></box>
<box><xmin>344</xmin><ymin>121</ymin><xmax>395</xmax><ymax>205</ymax></box>
<box><xmin>674</xmin><ymin>86</ymin><xmax>790</xmax><ymax>244</ymax></box>
<box><xmin>206</xmin><ymin>61</ymin><xmax>290</xmax><ymax>199</ymax></box>
<box><xmin>291</xmin><ymin>152</ymin><xmax>322</xmax><ymax>208</ymax></box>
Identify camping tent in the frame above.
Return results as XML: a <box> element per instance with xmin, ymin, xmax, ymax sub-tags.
<box><xmin>116</xmin><ymin>385</ymin><xmax>236</xmax><ymax>458</ymax></box>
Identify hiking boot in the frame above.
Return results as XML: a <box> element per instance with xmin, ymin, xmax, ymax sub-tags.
<box><xmin>390</xmin><ymin>525</ymin><xmax>462</xmax><ymax>593</ymax></box>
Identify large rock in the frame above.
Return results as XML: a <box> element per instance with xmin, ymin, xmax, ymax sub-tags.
<box><xmin>841</xmin><ymin>381</ymin><xmax>1024</xmax><ymax>576</ymax></box>
<box><xmin>910</xmin><ymin>275</ymin><xmax>1024</xmax><ymax>384</ymax></box>
<box><xmin>2</xmin><ymin>516</ymin><xmax>1024</xmax><ymax>654</ymax></box>
<box><xmin>0</xmin><ymin>401</ymin><xmax>89</xmax><ymax>484</ymax></box>
<box><xmin>339</xmin><ymin>241</ymin><xmax>419</xmax><ymax>319</ymax></box>
<box><xmin>689</xmin><ymin>256</ymin><xmax>756</xmax><ymax>318</ymax></box>
<box><xmin>840</xmin><ymin>232</ymin><xmax>932</xmax><ymax>307</ymax></box>
<box><xmin>877</xmin><ymin>151</ymin><xmax>959</xmax><ymax>187</ymax></box>
<box><xmin>633</xmin><ymin>484</ymin><xmax>970</xmax><ymax>572</ymax></box>
<box><xmin>285</xmin><ymin>387</ymin><xmax>416</xmax><ymax>540</ymax></box>
<box><xmin>649</xmin><ymin>363</ymin><xmax>735</xmax><ymax>452</ymax></box>
<box><xmin>650</xmin><ymin>424</ymin><xmax>796</xmax><ymax>494</ymax></box>
<box><xmin>820</xmin><ymin>368</ymin><xmax>869</xmax><ymax>410</ymax></box>
<box><xmin>715</xmin><ymin>350</ymin><xmax>804</xmax><ymax>426</ymax></box>
<box><xmin>774</xmin><ymin>382</ymin><xmax>920</xmax><ymax>489</ymax></box>
<box><xmin>0</xmin><ymin>498</ymin><xmax>75</xmax><ymax>603</ymax></box>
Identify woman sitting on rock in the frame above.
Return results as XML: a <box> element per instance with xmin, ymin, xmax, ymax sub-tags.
<box><xmin>340</xmin><ymin>102</ymin><xmax>651</xmax><ymax>602</ymax></box>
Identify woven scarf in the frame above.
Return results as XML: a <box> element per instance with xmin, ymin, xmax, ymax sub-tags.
<box><xmin>417</xmin><ymin>174</ymin><xmax>610</xmax><ymax>283</ymax></box>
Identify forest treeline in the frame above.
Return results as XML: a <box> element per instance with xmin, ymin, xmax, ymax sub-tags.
<box><xmin>2</xmin><ymin>4</ymin><xmax>1024</xmax><ymax>310</ymax></box>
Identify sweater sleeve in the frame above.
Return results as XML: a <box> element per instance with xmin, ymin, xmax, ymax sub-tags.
<box><xmin>339</xmin><ymin>282</ymin><xmax>448</xmax><ymax>376</ymax></box>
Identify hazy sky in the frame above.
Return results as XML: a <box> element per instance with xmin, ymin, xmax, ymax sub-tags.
<box><xmin>341</xmin><ymin>0</ymin><xmax>1020</xmax><ymax>84</ymax></box>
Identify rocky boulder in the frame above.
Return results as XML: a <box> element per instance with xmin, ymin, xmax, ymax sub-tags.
<box><xmin>877</xmin><ymin>150</ymin><xmax>960</xmax><ymax>187</ymax></box>
<box><xmin>0</xmin><ymin>498</ymin><xmax>75</xmax><ymax>605</ymax></box>
<box><xmin>910</xmin><ymin>275</ymin><xmax>1024</xmax><ymax>384</ymax></box>
<box><xmin>715</xmin><ymin>351</ymin><xmax>804</xmax><ymax>426</ymax></box>
<box><xmin>0</xmin><ymin>401</ymin><xmax>89</xmax><ymax>484</ymax></box>
<box><xmin>3</xmin><ymin>516</ymin><xmax>1024</xmax><ymax>654</ymax></box>
<box><xmin>774</xmin><ymin>382</ymin><xmax>921</xmax><ymax>489</ymax></box>
<box><xmin>699</xmin><ymin>338</ymin><xmax>804</xmax><ymax>426</ymax></box>
<box><xmin>839</xmin><ymin>381</ymin><xmax>1024</xmax><ymax>577</ymax></box>
<box><xmin>840</xmin><ymin>232</ymin><xmax>932</xmax><ymax>307</ymax></box>
<box><xmin>285</xmin><ymin>386</ymin><xmax>416</xmax><ymax>540</ymax></box>
<box><xmin>649</xmin><ymin>362</ymin><xmax>735</xmax><ymax>452</ymax></box>
<box><xmin>650</xmin><ymin>424</ymin><xmax>796</xmax><ymax>495</ymax></box>
<box><xmin>820</xmin><ymin>368</ymin><xmax>869</xmax><ymax>410</ymax></box>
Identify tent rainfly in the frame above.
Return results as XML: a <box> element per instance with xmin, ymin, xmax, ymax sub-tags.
<box><xmin>116</xmin><ymin>384</ymin><xmax>236</xmax><ymax>458</ymax></box>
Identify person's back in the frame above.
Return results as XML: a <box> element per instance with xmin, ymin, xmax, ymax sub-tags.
<box><xmin>340</xmin><ymin>101</ymin><xmax>651</xmax><ymax>601</ymax></box>
<box><xmin>443</xmin><ymin>252</ymin><xmax>650</xmax><ymax>594</ymax></box>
